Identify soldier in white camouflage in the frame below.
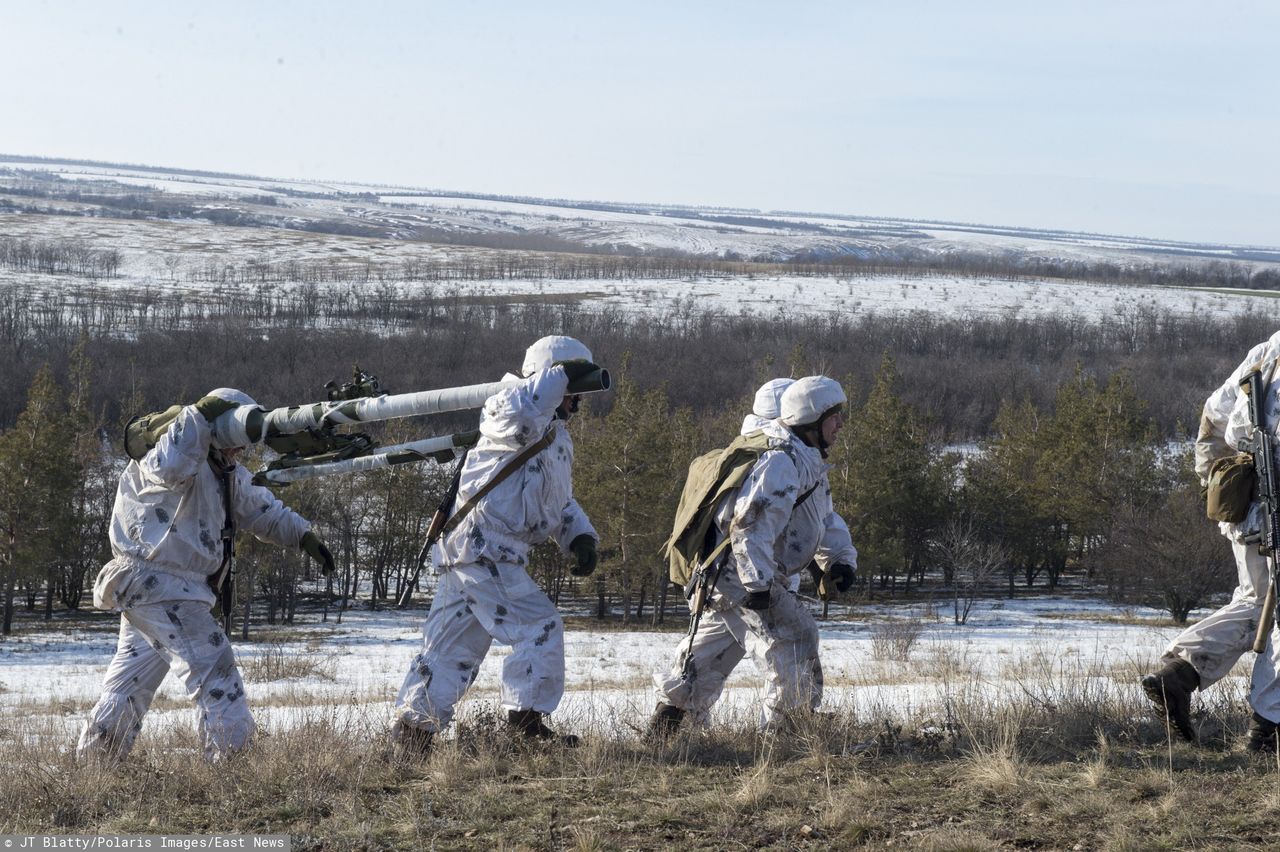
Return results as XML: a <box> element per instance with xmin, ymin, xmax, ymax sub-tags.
<box><xmin>392</xmin><ymin>337</ymin><xmax>601</xmax><ymax>753</ymax></box>
<box><xmin>651</xmin><ymin>376</ymin><xmax>856</xmax><ymax>734</ymax></box>
<box><xmin>1143</xmin><ymin>330</ymin><xmax>1280</xmax><ymax>751</ymax></box>
<box><xmin>78</xmin><ymin>388</ymin><xmax>332</xmax><ymax>762</ymax></box>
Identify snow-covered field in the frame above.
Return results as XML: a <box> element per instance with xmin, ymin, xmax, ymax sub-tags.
<box><xmin>4</xmin><ymin>159</ymin><xmax>1280</xmax><ymax>328</ymax></box>
<box><xmin>0</xmin><ymin>596</ymin><xmax>1247</xmax><ymax>746</ymax></box>
<box><xmin>2</xmin><ymin>212</ymin><xmax>1276</xmax><ymax>325</ymax></box>
<box><xmin>8</xmin><ymin>159</ymin><xmax>1280</xmax><ymax>262</ymax></box>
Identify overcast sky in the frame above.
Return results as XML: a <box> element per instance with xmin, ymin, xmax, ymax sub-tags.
<box><xmin>3</xmin><ymin>1</ymin><xmax>1277</xmax><ymax>245</ymax></box>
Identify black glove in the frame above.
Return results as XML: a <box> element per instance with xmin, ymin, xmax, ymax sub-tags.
<box><xmin>300</xmin><ymin>530</ymin><xmax>335</xmax><ymax>576</ymax></box>
<box><xmin>743</xmin><ymin>588</ymin><xmax>772</xmax><ymax>610</ymax></box>
<box><xmin>193</xmin><ymin>395</ymin><xmax>239</xmax><ymax>423</ymax></box>
<box><xmin>829</xmin><ymin>562</ymin><xmax>856</xmax><ymax>593</ymax></box>
<box><xmin>569</xmin><ymin>534</ymin><xmax>598</xmax><ymax>577</ymax></box>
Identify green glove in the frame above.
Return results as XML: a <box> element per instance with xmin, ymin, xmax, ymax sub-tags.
<box><xmin>552</xmin><ymin>359</ymin><xmax>602</xmax><ymax>384</ymax></box>
<box><xmin>300</xmin><ymin>530</ymin><xmax>335</xmax><ymax>576</ymax></box>
<box><xmin>193</xmin><ymin>395</ymin><xmax>239</xmax><ymax>423</ymax></box>
<box><xmin>569</xmin><ymin>534</ymin><xmax>598</xmax><ymax>577</ymax></box>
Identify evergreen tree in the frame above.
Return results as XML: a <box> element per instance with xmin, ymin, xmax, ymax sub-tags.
<box><xmin>54</xmin><ymin>338</ymin><xmax>113</xmax><ymax>612</ymax></box>
<box><xmin>962</xmin><ymin>396</ymin><xmax>1045</xmax><ymax>595</ymax></box>
<box><xmin>0</xmin><ymin>365</ymin><xmax>73</xmax><ymax>634</ymax></box>
<box><xmin>830</xmin><ymin>355</ymin><xmax>943</xmax><ymax>595</ymax></box>
<box><xmin>575</xmin><ymin>363</ymin><xmax>687</xmax><ymax>623</ymax></box>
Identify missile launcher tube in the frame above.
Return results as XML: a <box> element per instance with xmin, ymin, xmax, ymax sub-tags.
<box><xmin>252</xmin><ymin>368</ymin><xmax>609</xmax><ymax>437</ymax></box>
<box><xmin>256</xmin><ymin>430</ymin><xmax>478</xmax><ymax>485</ymax></box>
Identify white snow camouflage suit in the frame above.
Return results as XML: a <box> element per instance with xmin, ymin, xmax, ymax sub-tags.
<box><xmin>394</xmin><ymin>365</ymin><xmax>597</xmax><ymax>733</ymax></box>
<box><xmin>1165</xmin><ymin>329</ymin><xmax>1280</xmax><ymax>722</ymax></box>
<box><xmin>654</xmin><ymin>418</ymin><xmax>857</xmax><ymax>727</ymax></box>
<box><xmin>78</xmin><ymin>405</ymin><xmax>310</xmax><ymax>760</ymax></box>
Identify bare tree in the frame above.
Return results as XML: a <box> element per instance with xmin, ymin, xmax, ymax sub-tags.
<box><xmin>934</xmin><ymin>518</ymin><xmax>1007</xmax><ymax>625</ymax></box>
<box><xmin>1100</xmin><ymin>486</ymin><xmax>1234</xmax><ymax>624</ymax></box>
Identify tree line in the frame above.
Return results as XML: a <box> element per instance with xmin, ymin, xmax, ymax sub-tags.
<box><xmin>0</xmin><ymin>237</ymin><xmax>121</xmax><ymax>279</ymax></box>
<box><xmin>0</xmin><ymin>285</ymin><xmax>1269</xmax><ymax>441</ymax></box>
<box><xmin>0</xmin><ymin>324</ymin><xmax>1241</xmax><ymax>635</ymax></box>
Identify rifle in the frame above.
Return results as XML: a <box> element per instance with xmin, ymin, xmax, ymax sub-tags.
<box><xmin>1242</xmin><ymin>366</ymin><xmax>1280</xmax><ymax>653</ymax></box>
<box><xmin>679</xmin><ymin>534</ymin><xmax>734</xmax><ymax>682</ymax></box>
<box><xmin>210</xmin><ymin>454</ymin><xmax>237</xmax><ymax>637</ymax></box>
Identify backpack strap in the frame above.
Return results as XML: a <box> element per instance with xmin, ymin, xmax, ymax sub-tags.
<box><xmin>702</xmin><ymin>474</ymin><xmax>823</xmax><ymax>573</ymax></box>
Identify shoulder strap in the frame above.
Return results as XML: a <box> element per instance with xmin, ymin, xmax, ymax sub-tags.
<box><xmin>435</xmin><ymin>427</ymin><xmax>557</xmax><ymax>544</ymax></box>
<box><xmin>698</xmin><ymin>472</ymin><xmax>823</xmax><ymax>575</ymax></box>
<box><xmin>795</xmin><ymin>480</ymin><xmax>820</xmax><ymax>508</ymax></box>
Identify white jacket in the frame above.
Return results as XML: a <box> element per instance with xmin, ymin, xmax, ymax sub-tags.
<box><xmin>432</xmin><ymin>365</ymin><xmax>596</xmax><ymax>571</ymax></box>
<box><xmin>96</xmin><ymin>405</ymin><xmax>310</xmax><ymax>610</ymax></box>
<box><xmin>714</xmin><ymin>420</ymin><xmax>852</xmax><ymax>599</ymax></box>
<box><xmin>1196</xmin><ymin>329</ymin><xmax>1280</xmax><ymax>541</ymax></box>
<box><xmin>740</xmin><ymin>415</ymin><xmax>859</xmax><ymax>575</ymax></box>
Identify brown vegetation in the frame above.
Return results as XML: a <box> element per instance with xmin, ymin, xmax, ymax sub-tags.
<box><xmin>2</xmin><ymin>684</ymin><xmax>1276</xmax><ymax>849</ymax></box>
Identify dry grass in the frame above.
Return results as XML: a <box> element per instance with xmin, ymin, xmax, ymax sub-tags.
<box><xmin>240</xmin><ymin>643</ymin><xmax>338</xmax><ymax>683</ymax></box>
<box><xmin>869</xmin><ymin>617</ymin><xmax>925</xmax><ymax>662</ymax></box>
<box><xmin>3</xmin><ymin>680</ymin><xmax>1279</xmax><ymax>850</ymax></box>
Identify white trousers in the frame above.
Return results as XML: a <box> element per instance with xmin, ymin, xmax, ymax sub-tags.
<box><xmin>395</xmin><ymin>562</ymin><xmax>565</xmax><ymax>733</ymax></box>
<box><xmin>1165</xmin><ymin>538</ymin><xmax>1280</xmax><ymax>721</ymax></box>
<box><xmin>654</xmin><ymin>586</ymin><xmax>822</xmax><ymax>728</ymax></box>
<box><xmin>77</xmin><ymin>601</ymin><xmax>253</xmax><ymax>761</ymax></box>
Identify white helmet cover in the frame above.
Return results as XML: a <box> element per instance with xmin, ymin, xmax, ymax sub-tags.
<box><xmin>780</xmin><ymin>376</ymin><xmax>847</xmax><ymax>427</ymax></box>
<box><xmin>207</xmin><ymin>388</ymin><xmax>257</xmax><ymax>407</ymax></box>
<box><xmin>752</xmin><ymin>378</ymin><xmax>796</xmax><ymax>420</ymax></box>
<box><xmin>206</xmin><ymin>387</ymin><xmax>263</xmax><ymax>449</ymax></box>
<box><xmin>521</xmin><ymin>335</ymin><xmax>592</xmax><ymax>376</ymax></box>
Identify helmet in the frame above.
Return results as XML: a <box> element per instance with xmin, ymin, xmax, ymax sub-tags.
<box><xmin>207</xmin><ymin>387</ymin><xmax>263</xmax><ymax>449</ymax></box>
<box><xmin>521</xmin><ymin>335</ymin><xmax>592</xmax><ymax>376</ymax></box>
<box><xmin>780</xmin><ymin>376</ymin><xmax>846</xmax><ymax>427</ymax></box>
<box><xmin>752</xmin><ymin>378</ymin><xmax>795</xmax><ymax>420</ymax></box>
<box><xmin>206</xmin><ymin>388</ymin><xmax>257</xmax><ymax>407</ymax></box>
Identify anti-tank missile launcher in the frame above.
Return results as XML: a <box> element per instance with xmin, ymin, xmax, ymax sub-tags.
<box><xmin>123</xmin><ymin>363</ymin><xmax>610</xmax><ymax>484</ymax></box>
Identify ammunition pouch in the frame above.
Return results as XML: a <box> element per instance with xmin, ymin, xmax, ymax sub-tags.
<box><xmin>1206</xmin><ymin>452</ymin><xmax>1256</xmax><ymax>524</ymax></box>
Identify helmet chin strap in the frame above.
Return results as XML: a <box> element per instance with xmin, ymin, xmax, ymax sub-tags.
<box><xmin>790</xmin><ymin>424</ymin><xmax>830</xmax><ymax>458</ymax></box>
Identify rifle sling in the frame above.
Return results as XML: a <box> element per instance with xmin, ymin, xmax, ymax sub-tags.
<box><xmin>433</xmin><ymin>427</ymin><xmax>557</xmax><ymax>545</ymax></box>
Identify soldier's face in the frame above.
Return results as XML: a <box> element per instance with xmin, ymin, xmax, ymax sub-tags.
<box><xmin>558</xmin><ymin>394</ymin><xmax>581</xmax><ymax>420</ymax></box>
<box><xmin>820</xmin><ymin>410</ymin><xmax>845</xmax><ymax>446</ymax></box>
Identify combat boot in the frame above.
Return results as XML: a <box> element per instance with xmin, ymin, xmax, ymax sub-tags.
<box><xmin>390</xmin><ymin>719</ymin><xmax>434</xmax><ymax>759</ymax></box>
<box><xmin>1140</xmin><ymin>656</ymin><xmax>1200</xmax><ymax>742</ymax></box>
<box><xmin>507</xmin><ymin>709</ymin><xmax>580</xmax><ymax>747</ymax></box>
<box><xmin>1245</xmin><ymin>712</ymin><xmax>1279</xmax><ymax>755</ymax></box>
<box><xmin>646</xmin><ymin>702</ymin><xmax>686</xmax><ymax>741</ymax></box>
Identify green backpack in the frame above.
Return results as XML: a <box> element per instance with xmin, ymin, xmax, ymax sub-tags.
<box><xmin>664</xmin><ymin>431</ymin><xmax>773</xmax><ymax>587</ymax></box>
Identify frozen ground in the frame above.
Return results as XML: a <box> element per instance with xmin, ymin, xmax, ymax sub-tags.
<box><xmin>0</xmin><ymin>595</ymin><xmax>1250</xmax><ymax>746</ymax></box>
<box><xmin>7</xmin><ymin>158</ymin><xmax>1280</xmax><ymax>265</ymax></box>
<box><xmin>4</xmin><ymin>159</ymin><xmax>1279</xmax><ymax>328</ymax></box>
<box><xmin>1</xmin><ymin>213</ymin><xmax>1276</xmax><ymax>327</ymax></box>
